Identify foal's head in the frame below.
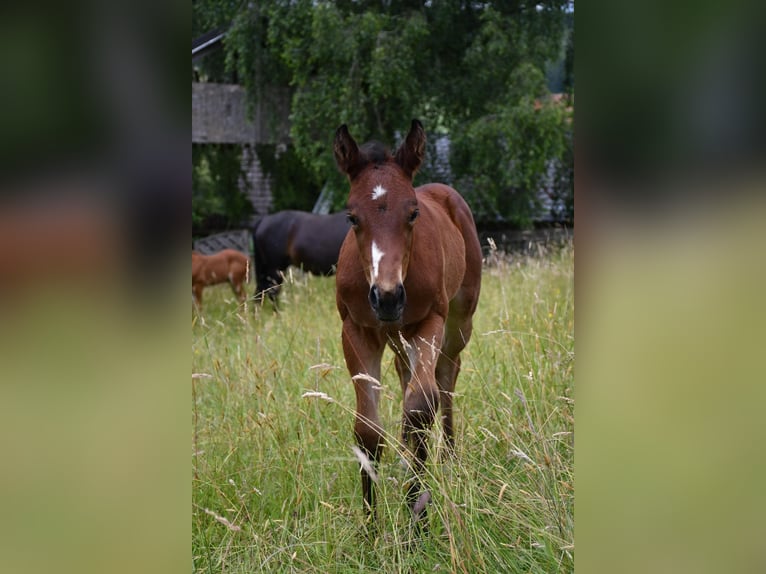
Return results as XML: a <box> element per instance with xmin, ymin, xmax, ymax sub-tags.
<box><xmin>334</xmin><ymin>120</ymin><xmax>426</xmax><ymax>323</ymax></box>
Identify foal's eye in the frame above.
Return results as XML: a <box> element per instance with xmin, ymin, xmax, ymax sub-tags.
<box><xmin>408</xmin><ymin>209</ymin><xmax>420</xmax><ymax>224</ymax></box>
<box><xmin>347</xmin><ymin>213</ymin><xmax>359</xmax><ymax>227</ymax></box>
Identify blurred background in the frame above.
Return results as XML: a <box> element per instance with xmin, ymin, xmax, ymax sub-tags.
<box><xmin>578</xmin><ymin>1</ymin><xmax>766</xmax><ymax>573</ymax></box>
<box><xmin>0</xmin><ymin>1</ymin><xmax>188</xmax><ymax>574</ymax></box>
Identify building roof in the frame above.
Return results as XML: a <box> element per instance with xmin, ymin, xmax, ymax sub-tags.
<box><xmin>192</xmin><ymin>29</ymin><xmax>226</xmax><ymax>61</ymax></box>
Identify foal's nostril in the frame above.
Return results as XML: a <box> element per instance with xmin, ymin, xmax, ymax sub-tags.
<box><xmin>368</xmin><ymin>285</ymin><xmax>380</xmax><ymax>309</ymax></box>
<box><xmin>395</xmin><ymin>283</ymin><xmax>405</xmax><ymax>306</ymax></box>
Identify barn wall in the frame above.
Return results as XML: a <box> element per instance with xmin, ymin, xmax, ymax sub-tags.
<box><xmin>192</xmin><ymin>82</ymin><xmax>291</xmax><ymax>218</ymax></box>
<box><xmin>192</xmin><ymin>83</ymin><xmax>260</xmax><ymax>144</ymax></box>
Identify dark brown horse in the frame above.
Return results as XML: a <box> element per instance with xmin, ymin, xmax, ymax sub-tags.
<box><xmin>252</xmin><ymin>210</ymin><xmax>350</xmax><ymax>303</ymax></box>
<box><xmin>334</xmin><ymin>120</ymin><xmax>482</xmax><ymax>528</ymax></box>
<box><xmin>192</xmin><ymin>249</ymin><xmax>249</xmax><ymax>310</ymax></box>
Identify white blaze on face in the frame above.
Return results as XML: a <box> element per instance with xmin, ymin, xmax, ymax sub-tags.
<box><xmin>371</xmin><ymin>184</ymin><xmax>387</xmax><ymax>200</ymax></box>
<box><xmin>371</xmin><ymin>240</ymin><xmax>385</xmax><ymax>283</ymax></box>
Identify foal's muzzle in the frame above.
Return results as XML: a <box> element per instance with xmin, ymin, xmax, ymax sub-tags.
<box><xmin>369</xmin><ymin>283</ymin><xmax>406</xmax><ymax>322</ymax></box>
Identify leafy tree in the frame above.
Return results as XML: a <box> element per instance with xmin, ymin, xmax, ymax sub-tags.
<box><xmin>451</xmin><ymin>64</ymin><xmax>572</xmax><ymax>226</ymax></box>
<box><xmin>255</xmin><ymin>143</ymin><xmax>322</xmax><ymax>212</ymax></box>
<box><xmin>193</xmin><ymin>0</ymin><xmax>573</xmax><ymax>226</ymax></box>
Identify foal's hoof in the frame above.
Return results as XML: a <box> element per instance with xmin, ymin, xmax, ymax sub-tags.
<box><xmin>410</xmin><ymin>490</ymin><xmax>431</xmax><ymax>538</ymax></box>
<box><xmin>404</xmin><ymin>491</ymin><xmax>431</xmax><ymax>549</ymax></box>
<box><xmin>412</xmin><ymin>490</ymin><xmax>431</xmax><ymax>519</ymax></box>
<box><xmin>360</xmin><ymin>520</ymin><xmax>379</xmax><ymax>543</ymax></box>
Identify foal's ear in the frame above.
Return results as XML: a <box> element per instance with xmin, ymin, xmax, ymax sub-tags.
<box><xmin>334</xmin><ymin>124</ymin><xmax>362</xmax><ymax>180</ymax></box>
<box><xmin>394</xmin><ymin>119</ymin><xmax>426</xmax><ymax>179</ymax></box>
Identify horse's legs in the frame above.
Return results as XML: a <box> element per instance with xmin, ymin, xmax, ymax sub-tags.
<box><xmin>253</xmin><ymin>271</ymin><xmax>281</xmax><ymax>311</ymax></box>
<box><xmin>401</xmin><ymin>314</ymin><xmax>445</xmax><ymax>522</ymax></box>
<box><xmin>192</xmin><ymin>284</ymin><xmax>204</xmax><ymax>311</ymax></box>
<box><xmin>229</xmin><ymin>258</ymin><xmax>249</xmax><ymax>305</ymax></box>
<box><xmin>436</xmin><ymin>300</ymin><xmax>475</xmax><ymax>455</ymax></box>
<box><xmin>342</xmin><ymin>319</ymin><xmax>385</xmax><ymax>520</ymax></box>
<box><xmin>230</xmin><ymin>277</ymin><xmax>245</xmax><ymax>304</ymax></box>
<box><xmin>435</xmin><ymin>355</ymin><xmax>460</xmax><ymax>454</ymax></box>
<box><xmin>266</xmin><ymin>272</ymin><xmax>285</xmax><ymax>310</ymax></box>
<box><xmin>393</xmin><ymin>353</ymin><xmax>412</xmax><ymax>450</ymax></box>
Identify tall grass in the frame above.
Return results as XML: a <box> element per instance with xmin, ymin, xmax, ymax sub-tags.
<box><xmin>192</xmin><ymin>242</ymin><xmax>574</xmax><ymax>573</ymax></box>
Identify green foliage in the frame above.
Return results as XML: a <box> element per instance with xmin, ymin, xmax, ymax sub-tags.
<box><xmin>563</xmin><ymin>12</ymin><xmax>574</xmax><ymax>94</ymax></box>
<box><xmin>192</xmin><ymin>243</ymin><xmax>574</xmax><ymax>572</ymax></box>
<box><xmin>192</xmin><ymin>144</ymin><xmax>253</xmax><ymax>234</ymax></box>
<box><xmin>451</xmin><ymin>65</ymin><xmax>573</xmax><ymax>226</ymax></box>
<box><xmin>193</xmin><ymin>0</ymin><xmax>574</xmax><ymax>226</ymax></box>
<box><xmin>255</xmin><ymin>143</ymin><xmax>322</xmax><ymax>212</ymax></box>
<box><xmin>266</xmin><ymin>3</ymin><xmax>434</xmax><ymax>209</ymax></box>
<box><xmin>192</xmin><ymin>0</ymin><xmax>242</xmax><ymax>83</ymax></box>
<box><xmin>191</xmin><ymin>151</ymin><xmax>224</xmax><ymax>228</ymax></box>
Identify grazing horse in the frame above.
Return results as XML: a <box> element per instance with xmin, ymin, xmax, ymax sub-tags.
<box><xmin>252</xmin><ymin>210</ymin><xmax>350</xmax><ymax>304</ymax></box>
<box><xmin>191</xmin><ymin>249</ymin><xmax>249</xmax><ymax>310</ymax></box>
<box><xmin>334</xmin><ymin>120</ymin><xmax>482</xmax><ymax>528</ymax></box>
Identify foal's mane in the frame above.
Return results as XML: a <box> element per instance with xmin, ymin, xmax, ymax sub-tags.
<box><xmin>359</xmin><ymin>141</ymin><xmax>391</xmax><ymax>166</ymax></box>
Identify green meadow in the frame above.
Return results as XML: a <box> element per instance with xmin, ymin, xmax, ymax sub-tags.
<box><xmin>192</xmin><ymin>242</ymin><xmax>574</xmax><ymax>573</ymax></box>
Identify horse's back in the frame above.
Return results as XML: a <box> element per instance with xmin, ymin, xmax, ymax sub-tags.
<box><xmin>253</xmin><ymin>211</ymin><xmax>297</xmax><ymax>271</ymax></box>
<box><xmin>290</xmin><ymin>212</ymin><xmax>350</xmax><ymax>275</ymax></box>
<box><xmin>220</xmin><ymin>248</ymin><xmax>247</xmax><ymax>265</ymax></box>
<box><xmin>221</xmin><ymin>249</ymin><xmax>248</xmax><ymax>280</ymax></box>
<box><xmin>192</xmin><ymin>249</ymin><xmax>246</xmax><ymax>285</ymax></box>
<box><xmin>415</xmin><ymin>184</ymin><xmax>479</xmax><ymax>243</ymax></box>
<box><xmin>254</xmin><ymin>212</ymin><xmax>297</xmax><ymax>252</ymax></box>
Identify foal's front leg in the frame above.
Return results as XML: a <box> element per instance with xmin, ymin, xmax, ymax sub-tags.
<box><xmin>400</xmin><ymin>314</ymin><xmax>445</xmax><ymax>524</ymax></box>
<box><xmin>341</xmin><ymin>319</ymin><xmax>385</xmax><ymax>520</ymax></box>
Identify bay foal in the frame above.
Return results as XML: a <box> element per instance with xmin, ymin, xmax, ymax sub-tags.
<box><xmin>334</xmin><ymin>120</ymin><xmax>482</xmax><ymax>527</ymax></box>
